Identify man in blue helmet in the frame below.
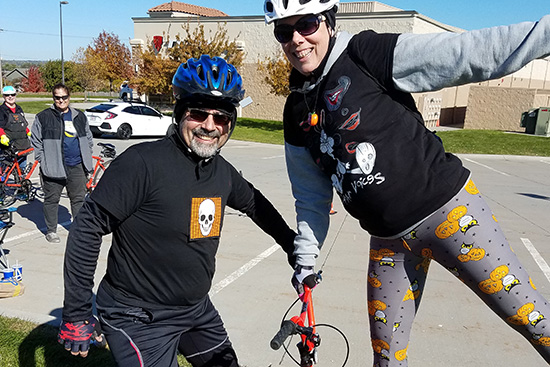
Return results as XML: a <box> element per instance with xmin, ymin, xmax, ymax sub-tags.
<box><xmin>58</xmin><ymin>55</ymin><xmax>296</xmax><ymax>366</ymax></box>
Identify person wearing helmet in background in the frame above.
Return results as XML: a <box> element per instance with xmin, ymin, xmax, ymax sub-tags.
<box><xmin>264</xmin><ymin>0</ymin><xmax>550</xmax><ymax>365</ymax></box>
<box><xmin>0</xmin><ymin>85</ymin><xmax>31</xmax><ymax>171</ymax></box>
<box><xmin>58</xmin><ymin>55</ymin><xmax>297</xmax><ymax>366</ymax></box>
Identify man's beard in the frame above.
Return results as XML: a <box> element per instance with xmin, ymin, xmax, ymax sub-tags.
<box><xmin>189</xmin><ymin>127</ymin><xmax>221</xmax><ymax>158</ymax></box>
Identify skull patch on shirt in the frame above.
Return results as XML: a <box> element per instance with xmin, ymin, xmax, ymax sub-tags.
<box><xmin>190</xmin><ymin>197</ymin><xmax>222</xmax><ymax>239</ymax></box>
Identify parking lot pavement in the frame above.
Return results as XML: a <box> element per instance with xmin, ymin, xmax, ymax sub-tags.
<box><xmin>1</xmin><ymin>136</ymin><xmax>549</xmax><ymax>366</ymax></box>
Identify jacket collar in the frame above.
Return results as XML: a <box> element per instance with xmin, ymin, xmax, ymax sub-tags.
<box><xmin>49</xmin><ymin>104</ymin><xmax>80</xmax><ymax>118</ymax></box>
<box><xmin>289</xmin><ymin>31</ymin><xmax>354</xmax><ymax>94</ymax></box>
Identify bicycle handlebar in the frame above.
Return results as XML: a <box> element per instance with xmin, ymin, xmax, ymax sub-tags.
<box><xmin>270</xmin><ymin>320</ymin><xmax>298</xmax><ymax>350</ymax></box>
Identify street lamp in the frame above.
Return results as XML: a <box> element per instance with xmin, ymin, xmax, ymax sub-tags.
<box><xmin>60</xmin><ymin>1</ymin><xmax>69</xmax><ymax>84</ymax></box>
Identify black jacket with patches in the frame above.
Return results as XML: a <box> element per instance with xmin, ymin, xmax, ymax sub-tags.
<box><xmin>0</xmin><ymin>102</ymin><xmax>30</xmax><ymax>151</ymax></box>
<box><xmin>284</xmin><ymin>30</ymin><xmax>469</xmax><ymax>237</ymax></box>
<box><xmin>62</xmin><ymin>133</ymin><xmax>296</xmax><ymax>322</ymax></box>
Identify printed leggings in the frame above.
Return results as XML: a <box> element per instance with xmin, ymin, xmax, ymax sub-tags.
<box><xmin>368</xmin><ymin>180</ymin><xmax>550</xmax><ymax>366</ymax></box>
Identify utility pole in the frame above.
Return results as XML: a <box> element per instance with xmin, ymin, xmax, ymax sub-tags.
<box><xmin>0</xmin><ymin>55</ymin><xmax>3</xmax><ymax>91</ymax></box>
<box><xmin>0</xmin><ymin>28</ymin><xmax>3</xmax><ymax>90</ymax></box>
<box><xmin>60</xmin><ymin>1</ymin><xmax>69</xmax><ymax>84</ymax></box>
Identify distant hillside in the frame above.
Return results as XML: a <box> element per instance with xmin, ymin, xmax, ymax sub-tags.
<box><xmin>2</xmin><ymin>60</ymin><xmax>47</xmax><ymax>69</ymax></box>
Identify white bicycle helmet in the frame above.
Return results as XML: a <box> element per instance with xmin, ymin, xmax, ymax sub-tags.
<box><xmin>264</xmin><ymin>0</ymin><xmax>339</xmax><ymax>24</ymax></box>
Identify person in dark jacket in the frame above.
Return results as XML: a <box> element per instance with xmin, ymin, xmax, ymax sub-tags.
<box><xmin>0</xmin><ymin>85</ymin><xmax>31</xmax><ymax>171</ymax></box>
<box><xmin>57</xmin><ymin>55</ymin><xmax>296</xmax><ymax>367</ymax></box>
<box><xmin>264</xmin><ymin>0</ymin><xmax>550</xmax><ymax>365</ymax></box>
<box><xmin>30</xmin><ymin>83</ymin><xmax>93</xmax><ymax>243</ymax></box>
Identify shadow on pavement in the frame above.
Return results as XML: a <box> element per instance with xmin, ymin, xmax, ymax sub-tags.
<box><xmin>15</xmin><ymin>198</ymin><xmax>72</xmax><ymax>233</ymax></box>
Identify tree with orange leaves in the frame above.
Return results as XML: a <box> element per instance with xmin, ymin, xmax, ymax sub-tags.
<box><xmin>132</xmin><ymin>23</ymin><xmax>243</xmax><ymax>97</ymax></box>
<box><xmin>257</xmin><ymin>51</ymin><xmax>292</xmax><ymax>97</ymax></box>
<box><xmin>84</xmin><ymin>31</ymin><xmax>134</xmax><ymax>94</ymax></box>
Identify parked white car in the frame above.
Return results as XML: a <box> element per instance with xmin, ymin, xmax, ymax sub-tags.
<box><xmin>85</xmin><ymin>101</ymin><xmax>173</xmax><ymax>139</ymax></box>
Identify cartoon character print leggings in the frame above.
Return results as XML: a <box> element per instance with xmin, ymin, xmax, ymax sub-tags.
<box><xmin>368</xmin><ymin>180</ymin><xmax>550</xmax><ymax>366</ymax></box>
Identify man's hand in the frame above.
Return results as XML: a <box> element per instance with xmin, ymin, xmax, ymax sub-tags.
<box><xmin>291</xmin><ymin>265</ymin><xmax>320</xmax><ymax>300</ymax></box>
<box><xmin>58</xmin><ymin>316</ymin><xmax>104</xmax><ymax>357</ymax></box>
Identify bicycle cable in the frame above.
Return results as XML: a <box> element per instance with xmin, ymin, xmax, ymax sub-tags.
<box><xmin>318</xmin><ymin>212</ymin><xmax>349</xmax><ymax>272</ymax></box>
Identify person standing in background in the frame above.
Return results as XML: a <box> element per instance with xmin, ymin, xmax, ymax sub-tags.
<box><xmin>31</xmin><ymin>83</ymin><xmax>93</xmax><ymax>243</ymax></box>
<box><xmin>0</xmin><ymin>85</ymin><xmax>32</xmax><ymax>171</ymax></box>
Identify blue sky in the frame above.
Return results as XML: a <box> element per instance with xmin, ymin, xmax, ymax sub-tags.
<box><xmin>0</xmin><ymin>0</ymin><xmax>548</xmax><ymax>61</ymax></box>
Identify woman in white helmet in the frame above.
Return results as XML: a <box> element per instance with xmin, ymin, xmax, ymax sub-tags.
<box><xmin>265</xmin><ymin>0</ymin><xmax>550</xmax><ymax>365</ymax></box>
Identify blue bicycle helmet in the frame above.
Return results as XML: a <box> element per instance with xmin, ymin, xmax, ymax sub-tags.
<box><xmin>172</xmin><ymin>55</ymin><xmax>245</xmax><ymax>107</ymax></box>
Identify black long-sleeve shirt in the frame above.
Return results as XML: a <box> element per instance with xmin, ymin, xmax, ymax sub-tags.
<box><xmin>63</xmin><ymin>133</ymin><xmax>295</xmax><ymax>322</ymax></box>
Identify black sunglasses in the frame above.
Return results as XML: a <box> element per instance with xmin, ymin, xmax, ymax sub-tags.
<box><xmin>3</xmin><ymin>94</ymin><xmax>16</xmax><ymax>97</ymax></box>
<box><xmin>274</xmin><ymin>14</ymin><xmax>325</xmax><ymax>43</ymax></box>
<box><xmin>187</xmin><ymin>108</ymin><xmax>232</xmax><ymax>126</ymax></box>
<box><xmin>53</xmin><ymin>95</ymin><xmax>70</xmax><ymax>101</ymax></box>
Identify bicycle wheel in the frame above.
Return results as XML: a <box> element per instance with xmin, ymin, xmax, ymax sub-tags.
<box><xmin>0</xmin><ymin>186</ymin><xmax>17</xmax><ymax>207</ymax></box>
<box><xmin>19</xmin><ymin>179</ymin><xmax>34</xmax><ymax>201</ymax></box>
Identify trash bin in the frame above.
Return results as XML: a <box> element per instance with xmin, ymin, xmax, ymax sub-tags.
<box><xmin>520</xmin><ymin>109</ymin><xmax>538</xmax><ymax>134</ymax></box>
<box><xmin>534</xmin><ymin>107</ymin><xmax>550</xmax><ymax>137</ymax></box>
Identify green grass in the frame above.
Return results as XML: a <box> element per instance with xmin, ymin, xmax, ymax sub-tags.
<box><xmin>0</xmin><ymin>315</ymin><xmax>191</xmax><ymax>367</ymax></box>
<box><xmin>232</xmin><ymin>117</ymin><xmax>285</xmax><ymax>145</ymax></box>
<box><xmin>0</xmin><ymin>316</ymin><xmax>114</xmax><ymax>367</ymax></box>
<box><xmin>16</xmin><ymin>101</ymin><xmax>55</xmax><ymax>114</ymax></box>
<box><xmin>17</xmin><ymin>100</ymin><xmax>95</xmax><ymax>115</ymax></box>
<box><xmin>437</xmin><ymin>129</ymin><xmax>550</xmax><ymax>156</ymax></box>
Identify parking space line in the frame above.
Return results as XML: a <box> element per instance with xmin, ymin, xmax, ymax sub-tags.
<box><xmin>209</xmin><ymin>244</ymin><xmax>280</xmax><ymax>296</ymax></box>
<box><xmin>521</xmin><ymin>238</ymin><xmax>550</xmax><ymax>283</ymax></box>
<box><xmin>4</xmin><ymin>220</ymin><xmax>72</xmax><ymax>243</ymax></box>
<box><xmin>261</xmin><ymin>155</ymin><xmax>284</xmax><ymax>160</ymax></box>
<box><xmin>462</xmin><ymin>157</ymin><xmax>510</xmax><ymax>176</ymax></box>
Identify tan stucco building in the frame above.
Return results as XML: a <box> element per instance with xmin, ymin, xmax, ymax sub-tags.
<box><xmin>131</xmin><ymin>1</ymin><xmax>550</xmax><ymax>131</ymax></box>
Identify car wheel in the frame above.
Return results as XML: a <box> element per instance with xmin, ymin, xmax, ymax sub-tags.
<box><xmin>117</xmin><ymin>124</ymin><xmax>132</xmax><ymax>140</ymax></box>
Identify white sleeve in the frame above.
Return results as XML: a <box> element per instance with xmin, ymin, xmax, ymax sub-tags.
<box><xmin>285</xmin><ymin>143</ymin><xmax>333</xmax><ymax>267</ymax></box>
<box><xmin>393</xmin><ymin>15</ymin><xmax>550</xmax><ymax>93</ymax></box>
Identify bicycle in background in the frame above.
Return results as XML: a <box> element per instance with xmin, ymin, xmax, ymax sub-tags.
<box><xmin>86</xmin><ymin>142</ymin><xmax>116</xmax><ymax>193</ymax></box>
<box><xmin>0</xmin><ymin>145</ymin><xmax>39</xmax><ymax>207</ymax></box>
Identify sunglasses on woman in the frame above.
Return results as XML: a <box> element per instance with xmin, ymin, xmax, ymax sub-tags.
<box><xmin>187</xmin><ymin>108</ymin><xmax>232</xmax><ymax>126</ymax></box>
<box><xmin>274</xmin><ymin>14</ymin><xmax>325</xmax><ymax>44</ymax></box>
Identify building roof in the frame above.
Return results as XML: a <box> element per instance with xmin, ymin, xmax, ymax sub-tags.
<box><xmin>3</xmin><ymin>68</ymin><xmax>28</xmax><ymax>81</ymax></box>
<box><xmin>148</xmin><ymin>1</ymin><xmax>228</xmax><ymax>17</ymax></box>
<box><xmin>338</xmin><ymin>1</ymin><xmax>402</xmax><ymax>13</ymax></box>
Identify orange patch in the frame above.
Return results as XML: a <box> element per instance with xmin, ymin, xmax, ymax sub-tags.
<box><xmin>190</xmin><ymin>197</ymin><xmax>222</xmax><ymax>239</ymax></box>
